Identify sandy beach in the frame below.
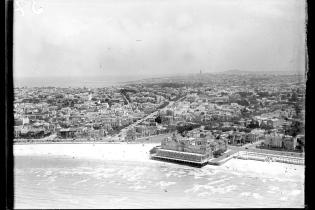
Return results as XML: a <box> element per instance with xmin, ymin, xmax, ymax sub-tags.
<box><xmin>222</xmin><ymin>159</ymin><xmax>304</xmax><ymax>180</ymax></box>
<box><xmin>14</xmin><ymin>143</ymin><xmax>305</xmax><ymax>180</ymax></box>
<box><xmin>14</xmin><ymin>143</ymin><xmax>160</xmax><ymax>163</ymax></box>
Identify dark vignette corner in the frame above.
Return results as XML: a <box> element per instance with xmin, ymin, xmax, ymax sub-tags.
<box><xmin>305</xmin><ymin>0</ymin><xmax>312</xmax><ymax>209</ymax></box>
<box><xmin>5</xmin><ymin>0</ymin><xmax>14</xmax><ymax>209</ymax></box>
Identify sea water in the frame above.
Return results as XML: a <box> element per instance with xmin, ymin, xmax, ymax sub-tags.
<box><xmin>14</xmin><ymin>155</ymin><xmax>304</xmax><ymax>208</ymax></box>
<box><xmin>14</xmin><ymin>75</ymin><xmax>149</xmax><ymax>88</ymax></box>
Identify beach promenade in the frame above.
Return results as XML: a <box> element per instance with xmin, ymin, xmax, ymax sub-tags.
<box><xmin>207</xmin><ymin>142</ymin><xmax>305</xmax><ymax>166</ymax></box>
<box><xmin>234</xmin><ymin>151</ymin><xmax>304</xmax><ymax>165</ymax></box>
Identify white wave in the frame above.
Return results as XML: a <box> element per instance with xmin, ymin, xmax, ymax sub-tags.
<box><xmin>207</xmin><ymin>177</ymin><xmax>231</xmax><ymax>185</ymax></box>
<box><xmin>197</xmin><ymin>191</ymin><xmax>212</xmax><ymax>197</ymax></box>
<box><xmin>192</xmin><ymin>168</ymin><xmax>219</xmax><ymax>179</ymax></box>
<box><xmin>129</xmin><ymin>185</ymin><xmax>147</xmax><ymax>190</ymax></box>
<box><xmin>240</xmin><ymin>192</ymin><xmax>251</xmax><ymax>197</ymax></box>
<box><xmin>289</xmin><ymin>190</ymin><xmax>302</xmax><ymax>196</ymax></box>
<box><xmin>252</xmin><ymin>193</ymin><xmax>263</xmax><ymax>199</ymax></box>
<box><xmin>185</xmin><ymin>183</ymin><xmax>236</xmax><ymax>195</ymax></box>
<box><xmin>268</xmin><ymin>186</ymin><xmax>280</xmax><ymax>191</ymax></box>
<box><xmin>184</xmin><ymin>184</ymin><xmax>203</xmax><ymax>193</ymax></box>
<box><xmin>123</xmin><ymin>169</ymin><xmax>146</xmax><ymax>182</ymax></box>
<box><xmin>267</xmin><ymin>190</ymin><xmax>276</xmax><ymax>194</ymax></box>
<box><xmin>42</xmin><ymin>170</ymin><xmax>53</xmax><ymax>177</ymax></box>
<box><xmin>73</xmin><ymin>178</ymin><xmax>90</xmax><ymax>185</ymax></box>
<box><xmin>47</xmin><ymin>176</ymin><xmax>57</xmax><ymax>183</ymax></box>
<box><xmin>109</xmin><ymin>197</ymin><xmax>128</xmax><ymax>203</ymax></box>
<box><xmin>156</xmin><ymin>181</ymin><xmax>176</xmax><ymax>189</ymax></box>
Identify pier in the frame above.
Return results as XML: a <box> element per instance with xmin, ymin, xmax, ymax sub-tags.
<box><xmin>150</xmin><ymin>148</ymin><xmax>211</xmax><ymax>167</ymax></box>
<box><xmin>151</xmin><ymin>154</ymin><xmax>209</xmax><ymax>167</ymax></box>
<box><xmin>150</xmin><ymin>144</ymin><xmax>305</xmax><ymax>167</ymax></box>
<box><xmin>207</xmin><ymin>150</ymin><xmax>236</xmax><ymax>166</ymax></box>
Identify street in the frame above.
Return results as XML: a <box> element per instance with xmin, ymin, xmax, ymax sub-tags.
<box><xmin>112</xmin><ymin>95</ymin><xmax>186</xmax><ymax>141</ymax></box>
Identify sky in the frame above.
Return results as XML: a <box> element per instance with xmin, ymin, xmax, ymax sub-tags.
<box><xmin>14</xmin><ymin>0</ymin><xmax>306</xmax><ymax>78</ymax></box>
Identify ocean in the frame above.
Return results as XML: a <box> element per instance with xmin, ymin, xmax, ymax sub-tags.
<box><xmin>13</xmin><ymin>75</ymin><xmax>149</xmax><ymax>88</ymax></box>
<box><xmin>14</xmin><ymin>154</ymin><xmax>304</xmax><ymax>208</ymax></box>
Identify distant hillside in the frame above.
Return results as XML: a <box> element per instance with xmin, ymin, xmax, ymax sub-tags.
<box><xmin>220</xmin><ymin>69</ymin><xmax>303</xmax><ymax>75</ymax></box>
<box><xmin>221</xmin><ymin>69</ymin><xmax>248</xmax><ymax>74</ymax></box>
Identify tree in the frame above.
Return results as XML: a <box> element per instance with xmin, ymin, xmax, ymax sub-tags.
<box><xmin>247</xmin><ymin>120</ymin><xmax>259</xmax><ymax>129</ymax></box>
<box><xmin>176</xmin><ymin>124</ymin><xmax>201</xmax><ymax>136</ymax></box>
<box><xmin>155</xmin><ymin>115</ymin><xmax>162</xmax><ymax>124</ymax></box>
<box><xmin>260</xmin><ymin>123</ymin><xmax>273</xmax><ymax>130</ymax></box>
<box><xmin>204</xmin><ymin>125</ymin><xmax>213</xmax><ymax>130</ymax></box>
<box><xmin>239</xmin><ymin>127</ymin><xmax>251</xmax><ymax>133</ymax></box>
<box><xmin>285</xmin><ymin>120</ymin><xmax>303</xmax><ymax>137</ymax></box>
<box><xmin>241</xmin><ymin>108</ymin><xmax>251</xmax><ymax>118</ymax></box>
<box><xmin>289</xmin><ymin>92</ymin><xmax>298</xmax><ymax>102</ymax></box>
<box><xmin>293</xmin><ymin>103</ymin><xmax>302</xmax><ymax>119</ymax></box>
<box><xmin>221</xmin><ymin>127</ymin><xmax>234</xmax><ymax>132</ymax></box>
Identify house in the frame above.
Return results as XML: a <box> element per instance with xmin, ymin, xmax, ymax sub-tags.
<box><xmin>14</xmin><ymin>126</ymin><xmax>23</xmax><ymax>138</ymax></box>
<box><xmin>245</xmin><ymin>133</ymin><xmax>258</xmax><ymax>143</ymax></box>
<box><xmin>229</xmin><ymin>132</ymin><xmax>246</xmax><ymax>145</ymax></box>
<box><xmin>161</xmin><ymin>115</ymin><xmax>174</xmax><ymax>125</ymax></box>
<box><xmin>283</xmin><ymin>135</ymin><xmax>297</xmax><ymax>150</ymax></box>
<box><xmin>126</xmin><ymin>129</ymin><xmax>136</xmax><ymax>141</ymax></box>
<box><xmin>268</xmin><ymin>118</ymin><xmax>281</xmax><ymax>128</ymax></box>
<box><xmin>264</xmin><ymin>133</ymin><xmax>283</xmax><ymax>148</ymax></box>
<box><xmin>295</xmin><ymin>134</ymin><xmax>305</xmax><ymax>152</ymax></box>
<box><xmin>58</xmin><ymin>128</ymin><xmax>76</xmax><ymax>139</ymax></box>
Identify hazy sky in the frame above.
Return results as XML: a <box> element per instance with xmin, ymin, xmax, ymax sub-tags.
<box><xmin>14</xmin><ymin>0</ymin><xmax>306</xmax><ymax>78</ymax></box>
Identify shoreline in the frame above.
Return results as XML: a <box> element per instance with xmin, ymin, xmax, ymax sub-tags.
<box><xmin>14</xmin><ymin>141</ymin><xmax>143</xmax><ymax>145</ymax></box>
<box><xmin>14</xmin><ymin>143</ymin><xmax>305</xmax><ymax>179</ymax></box>
<box><xmin>14</xmin><ymin>143</ymin><xmax>160</xmax><ymax>164</ymax></box>
<box><xmin>14</xmin><ymin>140</ymin><xmax>305</xmax><ymax>165</ymax></box>
<box><xmin>13</xmin><ymin>134</ymin><xmax>170</xmax><ymax>145</ymax></box>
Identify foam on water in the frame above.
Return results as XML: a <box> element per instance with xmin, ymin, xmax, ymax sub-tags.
<box><xmin>14</xmin><ymin>155</ymin><xmax>304</xmax><ymax>208</ymax></box>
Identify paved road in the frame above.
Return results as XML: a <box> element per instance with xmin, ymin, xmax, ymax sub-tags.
<box><xmin>112</xmin><ymin>95</ymin><xmax>186</xmax><ymax>141</ymax></box>
<box><xmin>241</xmin><ymin>140</ymin><xmax>264</xmax><ymax>149</ymax></box>
<box><xmin>120</xmin><ymin>91</ymin><xmax>130</xmax><ymax>105</ymax></box>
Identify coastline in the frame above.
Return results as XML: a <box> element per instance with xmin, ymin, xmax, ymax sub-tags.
<box><xmin>14</xmin><ymin>143</ymin><xmax>305</xmax><ymax>180</ymax></box>
<box><xmin>13</xmin><ymin>134</ymin><xmax>170</xmax><ymax>145</ymax></box>
<box><xmin>14</xmin><ymin>142</ymin><xmax>160</xmax><ymax>163</ymax></box>
<box><xmin>14</xmin><ymin>141</ymin><xmax>138</xmax><ymax>145</ymax></box>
